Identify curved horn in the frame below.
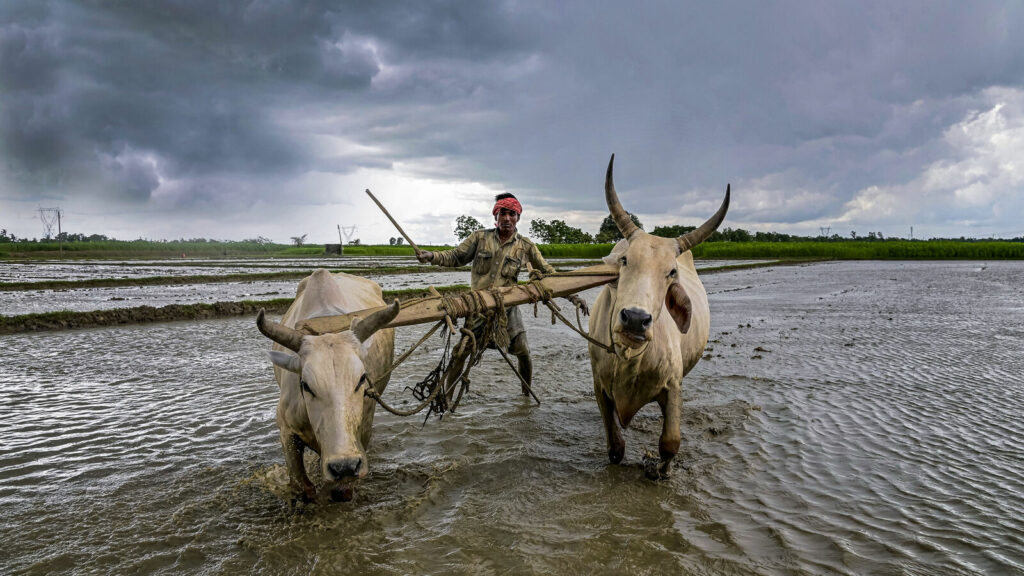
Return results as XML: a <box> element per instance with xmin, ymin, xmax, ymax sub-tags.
<box><xmin>351</xmin><ymin>300</ymin><xmax>401</xmax><ymax>343</ymax></box>
<box><xmin>256</xmin><ymin>308</ymin><xmax>304</xmax><ymax>352</ymax></box>
<box><xmin>677</xmin><ymin>184</ymin><xmax>730</xmax><ymax>253</ymax></box>
<box><xmin>604</xmin><ymin>154</ymin><xmax>640</xmax><ymax>240</ymax></box>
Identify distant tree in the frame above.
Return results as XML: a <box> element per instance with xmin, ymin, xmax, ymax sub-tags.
<box><xmin>529</xmin><ymin>219</ymin><xmax>594</xmax><ymax>244</ymax></box>
<box><xmin>850</xmin><ymin>230</ymin><xmax>858</xmax><ymax>240</ymax></box>
<box><xmin>595</xmin><ymin>213</ymin><xmax>643</xmax><ymax>243</ymax></box>
<box><xmin>0</xmin><ymin>229</ymin><xmax>16</xmax><ymax>243</ymax></box>
<box><xmin>651</xmin><ymin>224</ymin><xmax>696</xmax><ymax>238</ymax></box>
<box><xmin>243</xmin><ymin>236</ymin><xmax>274</xmax><ymax>252</ymax></box>
<box><xmin>717</xmin><ymin>227</ymin><xmax>752</xmax><ymax>242</ymax></box>
<box><xmin>454</xmin><ymin>215</ymin><xmax>484</xmax><ymax>241</ymax></box>
<box><xmin>395</xmin><ymin>237</ymin><xmax>403</xmax><ymax>245</ymax></box>
<box><xmin>290</xmin><ymin>234</ymin><xmax>308</xmax><ymax>246</ymax></box>
<box><xmin>753</xmin><ymin>231</ymin><xmax>796</xmax><ymax>242</ymax></box>
<box><xmin>348</xmin><ymin>238</ymin><xmax>361</xmax><ymax>245</ymax></box>
<box><xmin>529</xmin><ymin>219</ymin><xmax>552</xmax><ymax>242</ymax></box>
<box><xmin>389</xmin><ymin>237</ymin><xmax>396</xmax><ymax>245</ymax></box>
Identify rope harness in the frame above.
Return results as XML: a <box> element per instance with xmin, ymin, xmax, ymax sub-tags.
<box><xmin>359</xmin><ymin>269</ymin><xmax>616</xmax><ymax>421</ymax></box>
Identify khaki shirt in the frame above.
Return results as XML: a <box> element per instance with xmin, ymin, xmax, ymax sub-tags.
<box><xmin>433</xmin><ymin>228</ymin><xmax>556</xmax><ymax>290</ymax></box>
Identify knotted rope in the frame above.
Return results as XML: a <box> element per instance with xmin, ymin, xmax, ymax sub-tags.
<box><xmin>361</xmin><ymin>267</ymin><xmax>618</xmax><ymax>419</ymax></box>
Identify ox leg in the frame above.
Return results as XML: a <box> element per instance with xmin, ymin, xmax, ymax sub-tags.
<box><xmin>656</xmin><ymin>387</ymin><xmax>682</xmax><ymax>477</ymax></box>
<box><xmin>281</xmin><ymin>431</ymin><xmax>315</xmax><ymax>501</ymax></box>
<box><xmin>596</xmin><ymin>387</ymin><xmax>625</xmax><ymax>464</ymax></box>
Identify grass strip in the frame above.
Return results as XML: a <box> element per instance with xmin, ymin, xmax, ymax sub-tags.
<box><xmin>691</xmin><ymin>240</ymin><xmax>1024</xmax><ymax>259</ymax></box>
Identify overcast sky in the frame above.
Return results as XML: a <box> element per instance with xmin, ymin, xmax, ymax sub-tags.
<box><xmin>3</xmin><ymin>1</ymin><xmax>1024</xmax><ymax>244</ymax></box>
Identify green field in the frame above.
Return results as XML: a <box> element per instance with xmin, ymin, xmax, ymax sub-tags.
<box><xmin>2</xmin><ymin>238</ymin><xmax>1022</xmax><ymax>260</ymax></box>
<box><xmin>688</xmin><ymin>240</ymin><xmax>1024</xmax><ymax>260</ymax></box>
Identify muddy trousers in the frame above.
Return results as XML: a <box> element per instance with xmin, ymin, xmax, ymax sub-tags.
<box><xmin>443</xmin><ymin>331</ymin><xmax>533</xmax><ymax>397</ymax></box>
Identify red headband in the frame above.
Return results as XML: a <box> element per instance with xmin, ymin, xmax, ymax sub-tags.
<box><xmin>492</xmin><ymin>197</ymin><xmax>522</xmax><ymax>217</ymax></box>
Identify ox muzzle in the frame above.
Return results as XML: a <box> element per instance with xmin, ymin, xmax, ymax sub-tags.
<box><xmin>326</xmin><ymin>456</ymin><xmax>364</xmax><ymax>481</ymax></box>
<box><xmin>618</xmin><ymin>307</ymin><xmax>652</xmax><ymax>342</ymax></box>
<box><xmin>324</xmin><ymin>455</ymin><xmax>365</xmax><ymax>502</ymax></box>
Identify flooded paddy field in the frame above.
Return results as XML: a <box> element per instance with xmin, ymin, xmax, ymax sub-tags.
<box><xmin>0</xmin><ymin>259</ymin><xmax>765</xmax><ymax>316</ymax></box>
<box><xmin>1</xmin><ymin>256</ymin><xmax>760</xmax><ymax>283</ymax></box>
<box><xmin>0</xmin><ymin>271</ymin><xmax>471</xmax><ymax>316</ymax></box>
<box><xmin>0</xmin><ymin>256</ymin><xmax>400</xmax><ymax>283</ymax></box>
<box><xmin>2</xmin><ymin>260</ymin><xmax>1021</xmax><ymax>575</ymax></box>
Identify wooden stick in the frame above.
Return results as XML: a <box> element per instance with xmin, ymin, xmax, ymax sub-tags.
<box><xmin>365</xmin><ymin>189</ymin><xmax>421</xmax><ymax>253</ymax></box>
<box><xmin>496</xmin><ymin>346</ymin><xmax>541</xmax><ymax>405</ymax></box>
<box><xmin>296</xmin><ymin>265</ymin><xmax>618</xmax><ymax>335</ymax></box>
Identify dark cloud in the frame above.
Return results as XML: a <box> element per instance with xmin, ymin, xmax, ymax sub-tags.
<box><xmin>2</xmin><ymin>1</ymin><xmax>1024</xmax><ymax>239</ymax></box>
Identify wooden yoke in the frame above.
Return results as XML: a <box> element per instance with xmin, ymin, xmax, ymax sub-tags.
<box><xmin>297</xmin><ymin>264</ymin><xmax>618</xmax><ymax>335</ymax></box>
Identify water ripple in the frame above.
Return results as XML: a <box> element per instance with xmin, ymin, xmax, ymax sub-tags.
<box><xmin>2</xmin><ymin>261</ymin><xmax>1024</xmax><ymax>574</ymax></box>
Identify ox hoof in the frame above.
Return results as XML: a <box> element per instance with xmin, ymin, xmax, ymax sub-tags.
<box><xmin>608</xmin><ymin>446</ymin><xmax>625</xmax><ymax>465</ymax></box>
<box><xmin>329</xmin><ymin>484</ymin><xmax>354</xmax><ymax>502</ymax></box>
<box><xmin>288</xmin><ymin>481</ymin><xmax>316</xmax><ymax>504</ymax></box>
<box><xmin>642</xmin><ymin>450</ymin><xmax>671</xmax><ymax>480</ymax></box>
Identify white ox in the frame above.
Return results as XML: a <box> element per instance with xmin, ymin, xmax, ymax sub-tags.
<box><xmin>588</xmin><ymin>155</ymin><xmax>729</xmax><ymax>477</ymax></box>
<box><xmin>256</xmin><ymin>269</ymin><xmax>398</xmax><ymax>501</ymax></box>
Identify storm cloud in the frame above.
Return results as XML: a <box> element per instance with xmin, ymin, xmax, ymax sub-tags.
<box><xmin>2</xmin><ymin>1</ymin><xmax>1024</xmax><ymax>242</ymax></box>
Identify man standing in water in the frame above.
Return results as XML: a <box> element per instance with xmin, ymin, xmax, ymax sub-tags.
<box><xmin>416</xmin><ymin>193</ymin><xmax>588</xmax><ymax>395</ymax></box>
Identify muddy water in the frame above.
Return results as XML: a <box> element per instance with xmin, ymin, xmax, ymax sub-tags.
<box><xmin>2</xmin><ymin>261</ymin><xmax>1022</xmax><ymax>575</ymax></box>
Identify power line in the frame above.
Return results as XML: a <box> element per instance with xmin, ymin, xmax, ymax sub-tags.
<box><xmin>38</xmin><ymin>207</ymin><xmax>64</xmax><ymax>257</ymax></box>
<box><xmin>38</xmin><ymin>207</ymin><xmax>62</xmax><ymax>239</ymax></box>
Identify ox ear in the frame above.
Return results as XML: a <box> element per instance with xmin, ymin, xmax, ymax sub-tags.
<box><xmin>267</xmin><ymin>350</ymin><xmax>302</xmax><ymax>374</ymax></box>
<box><xmin>665</xmin><ymin>282</ymin><xmax>692</xmax><ymax>334</ymax></box>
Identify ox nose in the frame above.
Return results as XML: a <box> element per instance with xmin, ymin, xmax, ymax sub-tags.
<box><xmin>619</xmin><ymin>308</ymin><xmax>652</xmax><ymax>335</ymax></box>
<box><xmin>327</xmin><ymin>457</ymin><xmax>363</xmax><ymax>479</ymax></box>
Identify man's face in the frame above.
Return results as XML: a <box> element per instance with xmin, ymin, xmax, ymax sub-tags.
<box><xmin>496</xmin><ymin>208</ymin><xmax>519</xmax><ymax>236</ymax></box>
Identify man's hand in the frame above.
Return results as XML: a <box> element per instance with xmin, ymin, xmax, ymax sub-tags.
<box><xmin>415</xmin><ymin>250</ymin><xmax>434</xmax><ymax>264</ymax></box>
<box><xmin>566</xmin><ymin>294</ymin><xmax>590</xmax><ymax>316</ymax></box>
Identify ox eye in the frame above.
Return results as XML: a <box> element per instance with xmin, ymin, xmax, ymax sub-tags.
<box><xmin>620</xmin><ymin>256</ymin><xmax>628</xmax><ymax>267</ymax></box>
<box><xmin>300</xmin><ymin>380</ymin><xmax>315</xmax><ymax>397</ymax></box>
<box><xmin>355</xmin><ymin>373</ymin><xmax>369</xmax><ymax>392</ymax></box>
<box><xmin>669</xmin><ymin>268</ymin><xmax>677</xmax><ymax>278</ymax></box>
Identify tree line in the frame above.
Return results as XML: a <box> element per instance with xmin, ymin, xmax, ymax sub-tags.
<box><xmin>1</xmin><ymin>229</ymin><xmax>114</xmax><ymax>243</ymax></box>
<box><xmin>451</xmin><ymin>216</ymin><xmax>1024</xmax><ymax>244</ymax></box>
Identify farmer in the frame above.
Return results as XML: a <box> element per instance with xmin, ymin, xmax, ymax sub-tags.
<box><xmin>416</xmin><ymin>192</ymin><xmax>588</xmax><ymax>395</ymax></box>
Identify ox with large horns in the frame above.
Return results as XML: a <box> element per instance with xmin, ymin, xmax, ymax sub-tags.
<box><xmin>588</xmin><ymin>155</ymin><xmax>729</xmax><ymax>478</ymax></box>
<box><xmin>257</xmin><ymin>269</ymin><xmax>398</xmax><ymax>501</ymax></box>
